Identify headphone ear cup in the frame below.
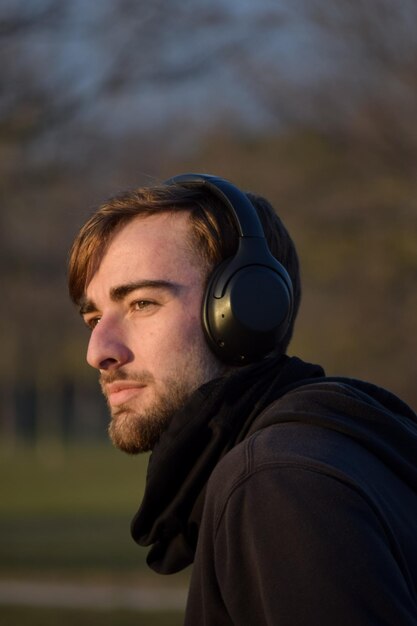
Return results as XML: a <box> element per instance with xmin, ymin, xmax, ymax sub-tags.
<box><xmin>203</xmin><ymin>261</ymin><xmax>292</xmax><ymax>364</ymax></box>
<box><xmin>164</xmin><ymin>173</ymin><xmax>295</xmax><ymax>364</ymax></box>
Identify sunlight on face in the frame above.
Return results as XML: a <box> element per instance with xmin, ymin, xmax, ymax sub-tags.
<box><xmin>83</xmin><ymin>212</ymin><xmax>225</xmax><ymax>453</ymax></box>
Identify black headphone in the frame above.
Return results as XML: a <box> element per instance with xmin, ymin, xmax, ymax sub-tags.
<box><xmin>164</xmin><ymin>174</ymin><xmax>294</xmax><ymax>365</ymax></box>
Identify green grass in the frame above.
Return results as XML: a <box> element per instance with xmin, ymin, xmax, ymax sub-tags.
<box><xmin>0</xmin><ymin>514</ymin><xmax>148</xmax><ymax>573</ymax></box>
<box><xmin>0</xmin><ymin>443</ymin><xmax>151</xmax><ymax>575</ymax></box>
<box><xmin>0</xmin><ymin>443</ymin><xmax>190</xmax><ymax>580</ymax></box>
<box><xmin>0</xmin><ymin>442</ymin><xmax>149</xmax><ymax>517</ymax></box>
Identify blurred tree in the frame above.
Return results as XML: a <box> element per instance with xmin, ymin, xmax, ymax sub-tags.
<box><xmin>245</xmin><ymin>0</ymin><xmax>417</xmax><ymax>171</ymax></box>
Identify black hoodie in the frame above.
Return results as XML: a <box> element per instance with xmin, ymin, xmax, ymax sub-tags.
<box><xmin>132</xmin><ymin>356</ymin><xmax>417</xmax><ymax>625</ymax></box>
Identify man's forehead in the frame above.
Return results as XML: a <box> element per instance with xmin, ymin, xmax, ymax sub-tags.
<box><xmin>102</xmin><ymin>211</ymin><xmax>193</xmax><ymax>259</ymax></box>
<box><xmin>83</xmin><ymin>212</ymin><xmax>203</xmax><ymax>303</ymax></box>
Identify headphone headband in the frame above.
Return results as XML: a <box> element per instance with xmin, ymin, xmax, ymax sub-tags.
<box><xmin>165</xmin><ymin>173</ymin><xmax>264</xmax><ymax>238</ymax></box>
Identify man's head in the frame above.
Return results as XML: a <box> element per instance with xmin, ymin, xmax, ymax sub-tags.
<box><xmin>68</xmin><ymin>176</ymin><xmax>301</xmax><ymax>453</ymax></box>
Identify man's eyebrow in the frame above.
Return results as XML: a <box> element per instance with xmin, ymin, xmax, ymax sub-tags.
<box><xmin>79</xmin><ymin>279</ymin><xmax>180</xmax><ymax>315</ymax></box>
<box><xmin>109</xmin><ymin>280</ymin><xmax>180</xmax><ymax>302</ymax></box>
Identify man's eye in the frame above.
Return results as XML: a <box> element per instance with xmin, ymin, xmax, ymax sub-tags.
<box><xmin>85</xmin><ymin>317</ymin><xmax>101</xmax><ymax>330</ymax></box>
<box><xmin>132</xmin><ymin>300</ymin><xmax>155</xmax><ymax>311</ymax></box>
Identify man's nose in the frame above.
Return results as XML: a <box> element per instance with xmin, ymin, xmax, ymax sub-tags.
<box><xmin>86</xmin><ymin>318</ymin><xmax>132</xmax><ymax>371</ymax></box>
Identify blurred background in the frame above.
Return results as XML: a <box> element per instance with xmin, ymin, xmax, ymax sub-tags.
<box><xmin>1</xmin><ymin>0</ymin><xmax>416</xmax><ymax>624</ymax></box>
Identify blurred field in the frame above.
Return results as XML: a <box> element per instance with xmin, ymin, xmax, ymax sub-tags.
<box><xmin>0</xmin><ymin>443</ymin><xmax>189</xmax><ymax>624</ymax></box>
<box><xmin>0</xmin><ymin>444</ymin><xmax>147</xmax><ymax>573</ymax></box>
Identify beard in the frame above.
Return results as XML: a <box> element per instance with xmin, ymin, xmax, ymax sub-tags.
<box><xmin>101</xmin><ymin>349</ymin><xmax>225</xmax><ymax>455</ymax></box>
<box><xmin>106</xmin><ymin>374</ymin><xmax>196</xmax><ymax>454</ymax></box>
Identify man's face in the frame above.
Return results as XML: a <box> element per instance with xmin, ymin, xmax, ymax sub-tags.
<box><xmin>81</xmin><ymin>212</ymin><xmax>225</xmax><ymax>454</ymax></box>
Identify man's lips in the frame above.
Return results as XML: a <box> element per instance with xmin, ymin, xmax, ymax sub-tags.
<box><xmin>105</xmin><ymin>382</ymin><xmax>146</xmax><ymax>406</ymax></box>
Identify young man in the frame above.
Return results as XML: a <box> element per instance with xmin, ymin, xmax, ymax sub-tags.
<box><xmin>68</xmin><ymin>174</ymin><xmax>417</xmax><ymax>625</ymax></box>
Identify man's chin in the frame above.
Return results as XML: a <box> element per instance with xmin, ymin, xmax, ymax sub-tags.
<box><xmin>107</xmin><ymin>406</ymin><xmax>170</xmax><ymax>455</ymax></box>
<box><xmin>104</xmin><ymin>375</ymin><xmax>203</xmax><ymax>454</ymax></box>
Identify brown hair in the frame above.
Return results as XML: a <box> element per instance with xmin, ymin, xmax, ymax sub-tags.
<box><xmin>68</xmin><ymin>183</ymin><xmax>301</xmax><ymax>354</ymax></box>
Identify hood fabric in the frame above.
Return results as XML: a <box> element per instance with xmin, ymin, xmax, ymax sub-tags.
<box><xmin>250</xmin><ymin>377</ymin><xmax>417</xmax><ymax>495</ymax></box>
<box><xmin>131</xmin><ymin>355</ymin><xmax>417</xmax><ymax>574</ymax></box>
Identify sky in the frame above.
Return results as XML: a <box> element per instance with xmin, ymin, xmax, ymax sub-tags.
<box><xmin>2</xmin><ymin>0</ymin><xmax>334</xmax><ymax>136</ymax></box>
<box><xmin>3</xmin><ymin>0</ymin><xmax>415</xmax><ymax>151</ymax></box>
